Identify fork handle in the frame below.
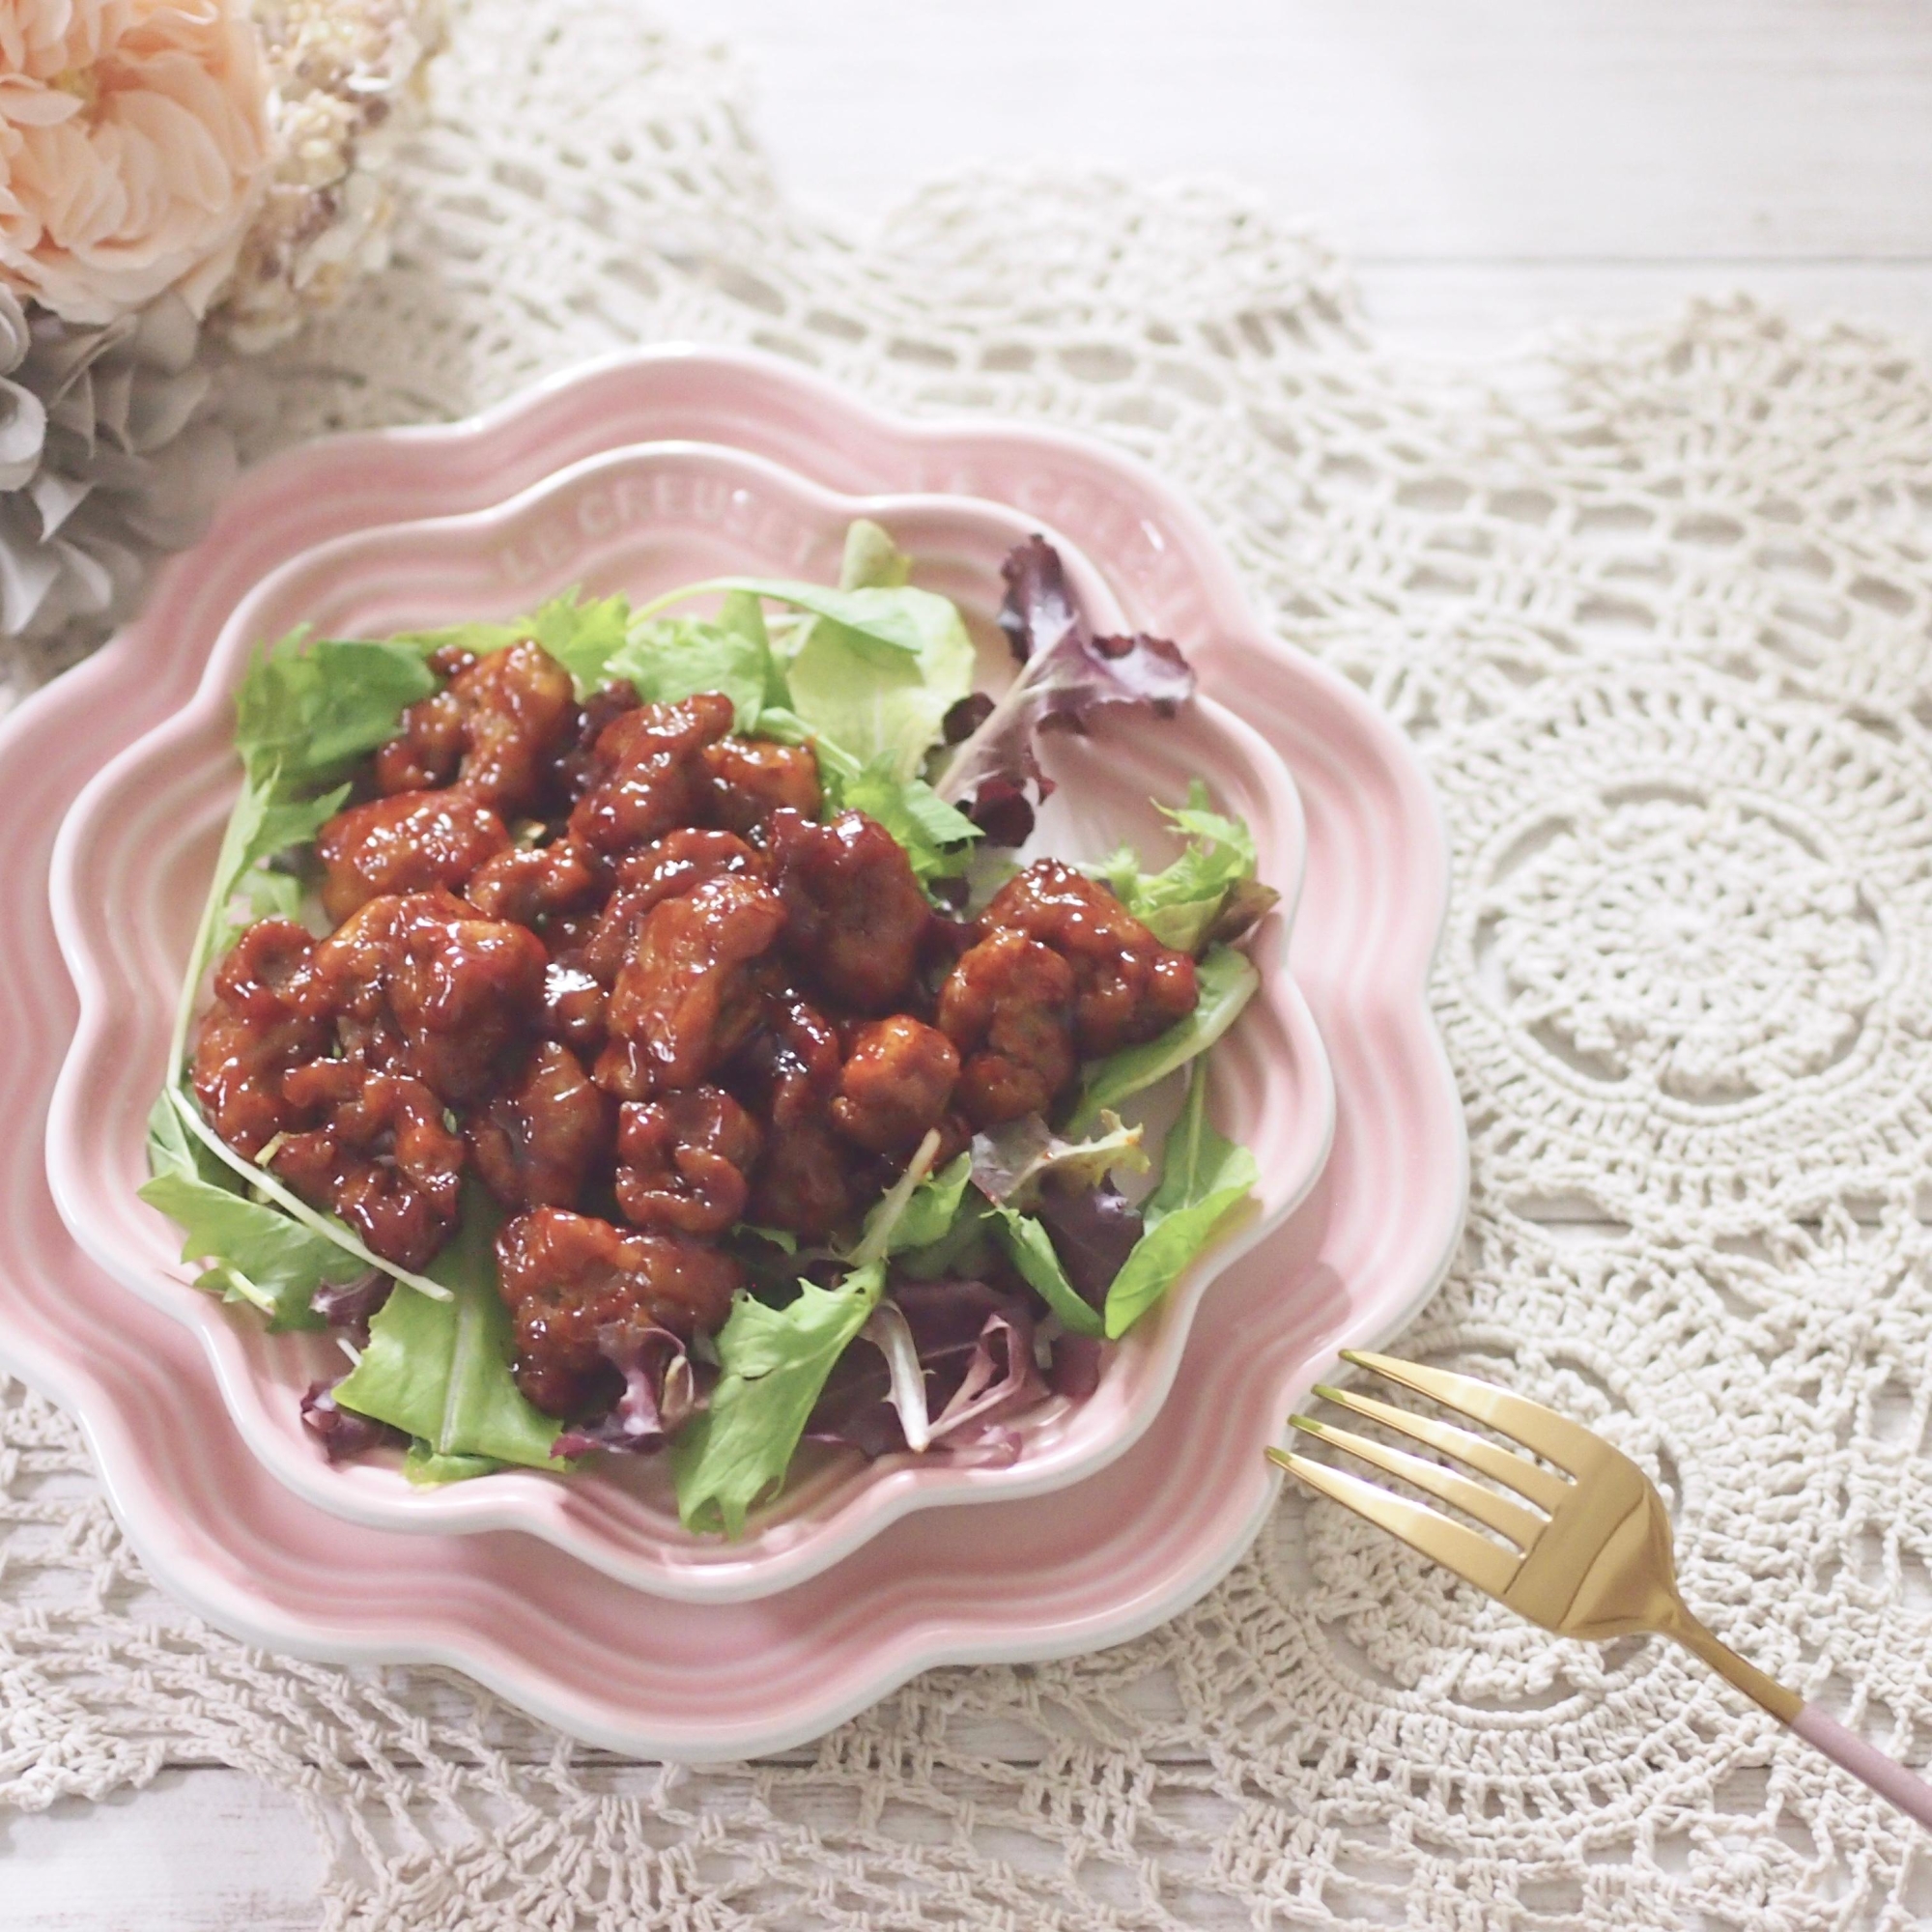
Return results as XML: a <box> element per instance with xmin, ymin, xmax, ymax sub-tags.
<box><xmin>1786</xmin><ymin>1704</ymin><xmax>1932</xmax><ymax>1831</ymax></box>
<box><xmin>1675</xmin><ymin>1617</ymin><xmax>1932</xmax><ymax>1831</ymax></box>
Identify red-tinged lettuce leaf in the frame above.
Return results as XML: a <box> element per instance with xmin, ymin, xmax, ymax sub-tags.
<box><xmin>807</xmin><ymin>1278</ymin><xmax>1046</xmax><ymax>1458</ymax></box>
<box><xmin>1033</xmin><ymin>1182</ymin><xmax>1147</xmax><ymax>1308</ymax></box>
<box><xmin>300</xmin><ymin>1376</ymin><xmax>405</xmax><ymax>1463</ymax></box>
<box><xmin>936</xmin><ymin>535</ymin><xmax>1196</xmax><ymax>844</ymax></box>
<box><xmin>1048</xmin><ymin>1332</ymin><xmax>1106</xmax><ymax>1401</ymax></box>
<box><xmin>968</xmin><ymin>1110</ymin><xmax>1147</xmax><ymax>1208</ymax></box>
<box><xmin>308</xmin><ymin>1269</ymin><xmax>390</xmax><ymax>1342</ymax></box>
<box><xmin>553</xmin><ymin>1322</ymin><xmax>697</xmax><ymax>1459</ymax></box>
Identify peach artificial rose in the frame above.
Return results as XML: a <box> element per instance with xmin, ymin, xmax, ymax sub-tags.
<box><xmin>0</xmin><ymin>0</ymin><xmax>270</xmax><ymax>324</ymax></box>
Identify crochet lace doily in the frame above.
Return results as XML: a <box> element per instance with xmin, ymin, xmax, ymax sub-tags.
<box><xmin>8</xmin><ymin>4</ymin><xmax>1932</xmax><ymax>1925</ymax></box>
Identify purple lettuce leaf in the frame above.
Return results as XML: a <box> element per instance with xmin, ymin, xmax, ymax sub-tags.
<box><xmin>969</xmin><ymin>1111</ymin><xmax>1148</xmax><ymax>1208</ymax></box>
<box><xmin>300</xmin><ymin>1375</ymin><xmax>406</xmax><ymax>1463</ymax></box>
<box><xmin>936</xmin><ymin>535</ymin><xmax>1196</xmax><ymax>844</ymax></box>
<box><xmin>1032</xmin><ymin>1181</ymin><xmax>1147</xmax><ymax>1309</ymax></box>
<box><xmin>307</xmin><ymin>1269</ymin><xmax>391</xmax><ymax>1343</ymax></box>
<box><xmin>807</xmin><ymin>1277</ymin><xmax>1047</xmax><ymax>1459</ymax></box>
<box><xmin>1047</xmin><ymin>1332</ymin><xmax>1106</xmax><ymax>1401</ymax></box>
<box><xmin>552</xmin><ymin>1322</ymin><xmax>697</xmax><ymax>1459</ymax></box>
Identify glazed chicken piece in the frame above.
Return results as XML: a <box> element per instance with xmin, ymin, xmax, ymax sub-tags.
<box><xmin>582</xmin><ymin>830</ymin><xmax>769</xmax><ymax>983</ymax></box>
<box><xmin>464</xmin><ymin>838</ymin><xmax>602</xmax><ymax>925</ymax></box>
<box><xmin>937</xmin><ymin>927</ymin><xmax>1078</xmax><ymax>1126</ymax></box>
<box><xmin>466</xmin><ymin>1039</ymin><xmax>613</xmax><ymax>1211</ymax></box>
<box><xmin>593</xmin><ymin>871</ymin><xmax>786</xmax><ymax>1101</ymax></box>
<box><xmin>309</xmin><ymin>889</ymin><xmax>548</xmax><ymax>1104</ymax></box>
<box><xmin>497</xmin><ymin>1206</ymin><xmax>745</xmax><ymax>1415</ymax></box>
<box><xmin>614</xmin><ymin>1086</ymin><xmax>763</xmax><ymax>1236</ymax></box>
<box><xmin>189</xmin><ymin>919</ymin><xmax>330</xmax><ymax>1155</ymax></box>
<box><xmin>830</xmin><ymin>1014</ymin><xmax>960</xmax><ymax>1155</ymax></box>
<box><xmin>376</xmin><ymin>639</ymin><xmax>580</xmax><ymax>816</ymax></box>
<box><xmin>698</xmin><ymin>738</ymin><xmax>821</xmax><ymax>835</ymax></box>
<box><xmin>980</xmin><ymin>859</ymin><xmax>1198</xmax><ymax>1056</ymax></box>
<box><xmin>315</xmin><ymin>789</ymin><xmax>510</xmax><ymax>924</ymax></box>
<box><xmin>567</xmin><ymin>692</ymin><xmax>736</xmax><ymax>855</ymax></box>
<box><xmin>764</xmin><ymin>808</ymin><xmax>930</xmax><ymax>1014</ymax></box>
<box><xmin>272</xmin><ymin>1060</ymin><xmax>465</xmax><ymax>1272</ymax></box>
<box><xmin>730</xmin><ymin>993</ymin><xmax>862</xmax><ymax>1241</ymax></box>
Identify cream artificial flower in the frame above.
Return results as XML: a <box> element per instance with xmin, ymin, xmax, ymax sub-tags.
<box><xmin>0</xmin><ymin>0</ymin><xmax>271</xmax><ymax>324</ymax></box>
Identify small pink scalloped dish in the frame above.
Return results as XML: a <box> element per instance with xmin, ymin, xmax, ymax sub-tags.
<box><xmin>45</xmin><ymin>438</ymin><xmax>1333</xmax><ymax>1601</ymax></box>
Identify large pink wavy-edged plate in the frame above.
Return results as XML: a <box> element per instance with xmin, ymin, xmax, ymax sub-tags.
<box><xmin>46</xmin><ymin>438</ymin><xmax>1332</xmax><ymax>1600</ymax></box>
<box><xmin>2</xmin><ymin>348</ymin><xmax>1464</xmax><ymax>1756</ymax></box>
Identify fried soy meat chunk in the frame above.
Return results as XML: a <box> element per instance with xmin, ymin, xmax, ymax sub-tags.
<box><xmin>272</xmin><ymin>1061</ymin><xmax>465</xmax><ymax>1272</ymax></box>
<box><xmin>309</xmin><ymin>889</ymin><xmax>547</xmax><ymax>1104</ymax></box>
<box><xmin>549</xmin><ymin>681</ymin><xmax>640</xmax><ymax>805</ymax></box>
<box><xmin>573</xmin><ymin>830</ymin><xmax>768</xmax><ymax>986</ymax></box>
<box><xmin>497</xmin><ymin>1207</ymin><xmax>744</xmax><ymax>1416</ymax></box>
<box><xmin>190</xmin><ymin>919</ymin><xmax>330</xmax><ymax>1155</ymax></box>
<box><xmin>732</xmin><ymin>994</ymin><xmax>862</xmax><ymax>1240</ymax></box>
<box><xmin>467</xmin><ymin>1039</ymin><xmax>612</xmax><ymax>1211</ymax></box>
<box><xmin>830</xmin><ymin>1014</ymin><xmax>959</xmax><ymax>1155</ymax></box>
<box><xmin>315</xmin><ymin>789</ymin><xmax>510</xmax><ymax>924</ymax></box>
<box><xmin>699</xmin><ymin>737</ymin><xmax>820</xmax><ymax>835</ymax></box>
<box><xmin>615</xmin><ymin>1086</ymin><xmax>762</xmax><ymax>1236</ymax></box>
<box><xmin>595</xmin><ymin>872</ymin><xmax>785</xmax><ymax>1101</ymax></box>
<box><xmin>376</xmin><ymin>639</ymin><xmax>578</xmax><ymax>814</ymax></box>
<box><xmin>765</xmin><ymin>808</ymin><xmax>929</xmax><ymax>1014</ymax></box>
<box><xmin>981</xmin><ymin>859</ymin><xmax>1198</xmax><ymax>1056</ymax></box>
<box><xmin>937</xmin><ymin>927</ymin><xmax>1078</xmax><ymax>1126</ymax></box>
<box><xmin>464</xmin><ymin>837</ymin><xmax>601</xmax><ymax>925</ymax></box>
<box><xmin>567</xmin><ymin>692</ymin><xmax>735</xmax><ymax>855</ymax></box>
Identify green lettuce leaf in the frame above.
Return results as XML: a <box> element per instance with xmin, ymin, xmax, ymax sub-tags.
<box><xmin>137</xmin><ymin>1092</ymin><xmax>359</xmax><ymax>1329</ymax></box>
<box><xmin>1065</xmin><ymin>945</ymin><xmax>1259</xmax><ymax>1132</ymax></box>
<box><xmin>606</xmin><ymin>610</ymin><xmax>775</xmax><ymax>732</ymax></box>
<box><xmin>1103</xmin><ymin>1069</ymin><xmax>1258</xmax><ymax>1338</ymax></box>
<box><xmin>232</xmin><ymin>633</ymin><xmax>440</xmax><ymax>790</ymax></box>
<box><xmin>852</xmin><ymin>1151</ymin><xmax>971</xmax><ymax>1261</ymax></box>
<box><xmin>1095</xmin><ymin>781</ymin><xmax>1275</xmax><ymax>953</ymax></box>
<box><xmin>389</xmin><ymin>588</ymin><xmax>637</xmax><ymax>700</ymax></box>
<box><xmin>205</xmin><ymin>776</ymin><xmax>346</xmax><ymax>959</ymax></box>
<box><xmin>815</xmin><ymin>742</ymin><xmax>979</xmax><ymax>882</ymax></box>
<box><xmin>989</xmin><ymin>1208</ymin><xmax>1104</xmax><ymax>1338</ymax></box>
<box><xmin>893</xmin><ymin>1195</ymin><xmax>995</xmax><ymax>1282</ymax></box>
<box><xmin>781</xmin><ymin>583</ymin><xmax>978</xmax><ymax>779</ymax></box>
<box><xmin>671</xmin><ymin>1263</ymin><xmax>886</xmax><ymax>1535</ymax></box>
<box><xmin>838</xmin><ymin>518</ymin><xmax>912</xmax><ymax>590</ymax></box>
<box><xmin>329</xmin><ymin>1189</ymin><xmax>567</xmax><ymax>1476</ymax></box>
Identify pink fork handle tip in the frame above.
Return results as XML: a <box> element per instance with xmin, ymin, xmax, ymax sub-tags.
<box><xmin>1790</xmin><ymin>1702</ymin><xmax>1932</xmax><ymax>1832</ymax></box>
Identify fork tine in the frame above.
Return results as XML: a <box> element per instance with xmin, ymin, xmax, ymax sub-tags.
<box><xmin>1289</xmin><ymin>1415</ymin><xmax>1546</xmax><ymax>1549</ymax></box>
<box><xmin>1311</xmin><ymin>1383</ymin><xmax>1572</xmax><ymax>1513</ymax></box>
<box><xmin>1342</xmin><ymin>1350</ymin><xmax>1609</xmax><ymax>1476</ymax></box>
<box><xmin>1267</xmin><ymin>1447</ymin><xmax>1520</xmax><ymax>1598</ymax></box>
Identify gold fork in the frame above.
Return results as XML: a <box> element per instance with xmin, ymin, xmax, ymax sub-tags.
<box><xmin>1270</xmin><ymin>1350</ymin><xmax>1932</xmax><ymax>1830</ymax></box>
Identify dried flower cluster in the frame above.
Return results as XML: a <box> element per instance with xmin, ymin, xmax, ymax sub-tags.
<box><xmin>0</xmin><ymin>0</ymin><xmax>445</xmax><ymax>654</ymax></box>
<box><xmin>213</xmin><ymin>0</ymin><xmax>448</xmax><ymax>350</ymax></box>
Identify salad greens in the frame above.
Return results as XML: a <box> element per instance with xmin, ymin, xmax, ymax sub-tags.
<box><xmin>141</xmin><ymin>516</ymin><xmax>1278</xmax><ymax>1535</ymax></box>
<box><xmin>330</xmin><ymin>1189</ymin><xmax>567</xmax><ymax>1475</ymax></box>
<box><xmin>140</xmin><ymin>1091</ymin><xmax>360</xmax><ymax>1330</ymax></box>
<box><xmin>671</xmin><ymin>1263</ymin><xmax>886</xmax><ymax>1536</ymax></box>
<box><xmin>1102</xmin><ymin>1069</ymin><xmax>1259</xmax><ymax>1338</ymax></box>
<box><xmin>1095</xmin><ymin>780</ymin><xmax>1281</xmax><ymax>955</ymax></box>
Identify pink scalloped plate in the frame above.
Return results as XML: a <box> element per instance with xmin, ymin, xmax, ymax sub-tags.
<box><xmin>0</xmin><ymin>348</ymin><xmax>1464</xmax><ymax>1757</ymax></box>
<box><xmin>46</xmin><ymin>439</ymin><xmax>1332</xmax><ymax>1600</ymax></box>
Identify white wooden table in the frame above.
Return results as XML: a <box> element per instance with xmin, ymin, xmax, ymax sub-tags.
<box><xmin>10</xmin><ymin>1</ymin><xmax>1931</xmax><ymax>1920</ymax></box>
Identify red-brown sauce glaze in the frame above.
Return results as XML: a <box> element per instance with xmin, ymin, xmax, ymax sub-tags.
<box><xmin>192</xmin><ymin>639</ymin><xmax>1200</xmax><ymax>1424</ymax></box>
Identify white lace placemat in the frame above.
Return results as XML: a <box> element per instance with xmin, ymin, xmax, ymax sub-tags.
<box><xmin>7</xmin><ymin>3</ymin><xmax>1932</xmax><ymax>1925</ymax></box>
